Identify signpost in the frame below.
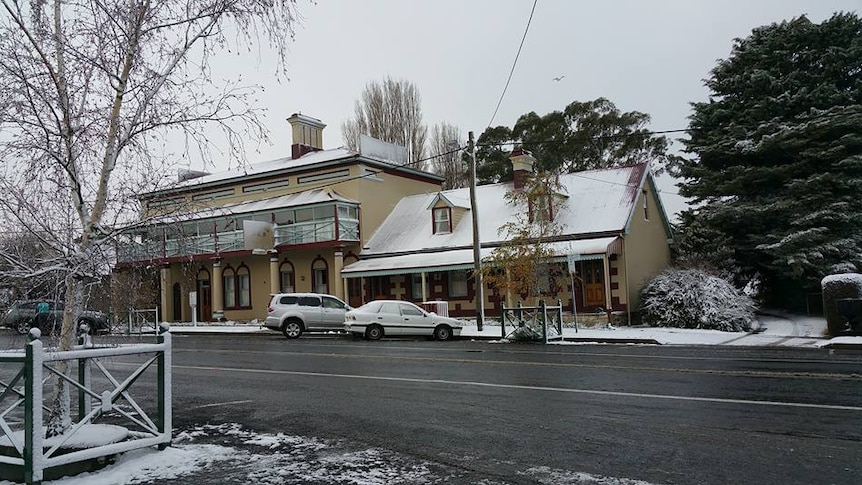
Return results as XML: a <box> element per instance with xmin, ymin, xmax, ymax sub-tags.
<box><xmin>566</xmin><ymin>253</ymin><xmax>580</xmax><ymax>332</ymax></box>
<box><xmin>189</xmin><ymin>291</ymin><xmax>198</xmax><ymax>327</ymax></box>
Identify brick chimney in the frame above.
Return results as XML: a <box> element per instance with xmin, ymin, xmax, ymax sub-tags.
<box><xmin>286</xmin><ymin>113</ymin><xmax>326</xmax><ymax>159</ymax></box>
<box><xmin>509</xmin><ymin>147</ymin><xmax>536</xmax><ymax>190</ymax></box>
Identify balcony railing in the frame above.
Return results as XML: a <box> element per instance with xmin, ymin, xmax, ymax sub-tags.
<box><xmin>117</xmin><ymin>219</ymin><xmax>360</xmax><ymax>263</ymax></box>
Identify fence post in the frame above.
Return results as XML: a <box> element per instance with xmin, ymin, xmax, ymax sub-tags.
<box><xmin>540</xmin><ymin>300</ymin><xmax>547</xmax><ymax>343</ymax></box>
<box><xmin>77</xmin><ymin>324</ymin><xmax>92</xmax><ymax>421</ymax></box>
<box><xmin>500</xmin><ymin>302</ymin><xmax>507</xmax><ymax>339</ymax></box>
<box><xmin>557</xmin><ymin>299</ymin><xmax>564</xmax><ymax>337</ymax></box>
<box><xmin>24</xmin><ymin>330</ymin><xmax>44</xmax><ymax>485</ymax></box>
<box><xmin>157</xmin><ymin>323</ymin><xmax>172</xmax><ymax>450</ymax></box>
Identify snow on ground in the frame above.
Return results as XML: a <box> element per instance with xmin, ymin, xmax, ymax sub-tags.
<box><xmin>0</xmin><ymin>423</ymin><xmax>660</xmax><ymax>484</ymax></box>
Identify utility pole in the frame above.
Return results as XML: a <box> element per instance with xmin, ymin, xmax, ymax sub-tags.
<box><xmin>468</xmin><ymin>131</ymin><xmax>484</xmax><ymax>330</ymax></box>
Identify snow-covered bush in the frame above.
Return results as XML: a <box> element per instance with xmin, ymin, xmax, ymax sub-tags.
<box><xmin>821</xmin><ymin>273</ymin><xmax>862</xmax><ymax>336</ymax></box>
<box><xmin>639</xmin><ymin>268</ymin><xmax>756</xmax><ymax>332</ymax></box>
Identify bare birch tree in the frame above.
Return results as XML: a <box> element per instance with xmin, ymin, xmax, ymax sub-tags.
<box><xmin>341</xmin><ymin>77</ymin><xmax>428</xmax><ymax>168</ymax></box>
<box><xmin>0</xmin><ymin>0</ymin><xmax>298</xmax><ymax>436</ymax></box>
<box><xmin>428</xmin><ymin>122</ymin><xmax>467</xmax><ymax>189</ymax></box>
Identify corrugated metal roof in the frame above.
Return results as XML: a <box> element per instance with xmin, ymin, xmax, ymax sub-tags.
<box><xmin>146</xmin><ymin>188</ymin><xmax>358</xmax><ymax>225</ymax></box>
<box><xmin>361</xmin><ymin>164</ymin><xmax>648</xmax><ymax>256</ymax></box>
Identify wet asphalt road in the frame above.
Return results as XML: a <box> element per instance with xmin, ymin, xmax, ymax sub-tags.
<box><xmin>159</xmin><ymin>334</ymin><xmax>862</xmax><ymax>485</ymax></box>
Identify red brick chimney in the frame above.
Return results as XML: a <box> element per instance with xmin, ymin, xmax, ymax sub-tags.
<box><xmin>286</xmin><ymin>113</ymin><xmax>326</xmax><ymax>159</ymax></box>
<box><xmin>509</xmin><ymin>147</ymin><xmax>536</xmax><ymax>190</ymax></box>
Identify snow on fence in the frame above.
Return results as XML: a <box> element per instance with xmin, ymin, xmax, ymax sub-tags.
<box><xmin>126</xmin><ymin>308</ymin><xmax>160</xmax><ymax>335</ymax></box>
<box><xmin>0</xmin><ymin>325</ymin><xmax>172</xmax><ymax>484</ymax></box>
<box><xmin>500</xmin><ymin>300</ymin><xmax>564</xmax><ymax>343</ymax></box>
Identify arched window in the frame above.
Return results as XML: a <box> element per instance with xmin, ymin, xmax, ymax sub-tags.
<box><xmin>223</xmin><ymin>264</ymin><xmax>252</xmax><ymax>309</ymax></box>
<box><xmin>223</xmin><ymin>266</ymin><xmax>236</xmax><ymax>309</ymax></box>
<box><xmin>279</xmin><ymin>260</ymin><xmax>295</xmax><ymax>293</ymax></box>
<box><xmin>311</xmin><ymin>257</ymin><xmax>328</xmax><ymax>294</ymax></box>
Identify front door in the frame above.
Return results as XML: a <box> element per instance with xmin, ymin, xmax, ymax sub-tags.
<box><xmin>582</xmin><ymin>260</ymin><xmax>605</xmax><ymax>310</ymax></box>
<box><xmin>198</xmin><ymin>282</ymin><xmax>212</xmax><ymax>322</ymax></box>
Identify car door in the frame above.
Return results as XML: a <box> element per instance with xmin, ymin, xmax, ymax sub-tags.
<box><xmin>297</xmin><ymin>295</ymin><xmax>323</xmax><ymax>330</ymax></box>
<box><xmin>398</xmin><ymin>302</ymin><xmax>432</xmax><ymax>336</ymax></box>
<box><xmin>376</xmin><ymin>302</ymin><xmax>403</xmax><ymax>335</ymax></box>
<box><xmin>321</xmin><ymin>296</ymin><xmax>348</xmax><ymax>329</ymax></box>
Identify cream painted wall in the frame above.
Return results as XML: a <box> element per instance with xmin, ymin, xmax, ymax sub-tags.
<box><xmin>622</xmin><ymin>179</ymin><xmax>673</xmax><ymax>309</ymax></box>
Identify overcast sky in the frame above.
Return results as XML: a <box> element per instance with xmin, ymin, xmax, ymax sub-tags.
<box><xmin>200</xmin><ymin>0</ymin><xmax>857</xmax><ymax>215</ymax></box>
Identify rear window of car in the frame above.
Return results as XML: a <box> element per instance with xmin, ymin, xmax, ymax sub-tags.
<box><xmin>298</xmin><ymin>296</ymin><xmax>321</xmax><ymax>307</ymax></box>
<box><xmin>278</xmin><ymin>296</ymin><xmax>298</xmax><ymax>305</ymax></box>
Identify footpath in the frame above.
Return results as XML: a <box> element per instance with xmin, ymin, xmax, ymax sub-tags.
<box><xmin>163</xmin><ymin>312</ymin><xmax>862</xmax><ymax>349</ymax></box>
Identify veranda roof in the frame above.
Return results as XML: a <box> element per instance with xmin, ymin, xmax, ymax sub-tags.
<box><xmin>341</xmin><ymin>237</ymin><xmax>620</xmax><ymax>278</ymax></box>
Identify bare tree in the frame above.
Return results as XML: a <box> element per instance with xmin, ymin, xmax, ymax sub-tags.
<box><xmin>341</xmin><ymin>77</ymin><xmax>428</xmax><ymax>168</ymax></box>
<box><xmin>0</xmin><ymin>0</ymin><xmax>298</xmax><ymax>436</ymax></box>
<box><xmin>428</xmin><ymin>122</ymin><xmax>467</xmax><ymax>189</ymax></box>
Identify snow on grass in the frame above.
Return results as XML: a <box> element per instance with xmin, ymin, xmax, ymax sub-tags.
<box><xmin>523</xmin><ymin>465</ymin><xmax>660</xmax><ymax>484</ymax></box>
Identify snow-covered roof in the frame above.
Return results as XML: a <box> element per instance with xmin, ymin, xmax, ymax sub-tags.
<box><xmin>341</xmin><ymin>237</ymin><xmax>621</xmax><ymax>277</ymax></box>
<box><xmin>145</xmin><ymin>146</ymin><xmax>442</xmax><ymax>198</ymax></box>
<box><xmin>146</xmin><ymin>189</ymin><xmax>358</xmax><ymax>225</ymax></box>
<box><xmin>360</xmin><ymin>164</ymin><xmax>649</xmax><ymax>257</ymax></box>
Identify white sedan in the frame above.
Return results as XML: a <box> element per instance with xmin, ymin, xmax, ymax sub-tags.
<box><xmin>344</xmin><ymin>300</ymin><xmax>463</xmax><ymax>341</ymax></box>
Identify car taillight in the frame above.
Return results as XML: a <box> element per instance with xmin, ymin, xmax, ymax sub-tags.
<box><xmin>267</xmin><ymin>306</ymin><xmax>274</xmax><ymax>313</ymax></box>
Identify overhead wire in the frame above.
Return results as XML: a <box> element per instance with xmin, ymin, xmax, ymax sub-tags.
<box><xmin>487</xmin><ymin>0</ymin><xmax>538</xmax><ymax>128</ymax></box>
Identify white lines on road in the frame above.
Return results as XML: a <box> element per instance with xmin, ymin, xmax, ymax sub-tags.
<box><xmin>189</xmin><ymin>400</ymin><xmax>253</xmax><ymax>410</ymax></box>
<box><xmin>174</xmin><ymin>364</ymin><xmax>862</xmax><ymax>412</ymax></box>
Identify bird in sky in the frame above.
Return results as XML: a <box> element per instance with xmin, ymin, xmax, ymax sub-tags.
<box><xmin>552</xmin><ymin>75</ymin><xmax>565</xmax><ymax>81</ymax></box>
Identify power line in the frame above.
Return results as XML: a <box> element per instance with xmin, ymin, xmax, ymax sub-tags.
<box><xmin>487</xmin><ymin>0</ymin><xmax>538</xmax><ymax>128</ymax></box>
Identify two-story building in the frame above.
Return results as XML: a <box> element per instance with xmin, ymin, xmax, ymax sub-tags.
<box><xmin>341</xmin><ymin>150</ymin><xmax>674</xmax><ymax>322</ymax></box>
<box><xmin>114</xmin><ymin>114</ymin><xmax>444</xmax><ymax>322</ymax></box>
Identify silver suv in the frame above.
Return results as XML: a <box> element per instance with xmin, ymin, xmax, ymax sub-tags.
<box><xmin>264</xmin><ymin>293</ymin><xmax>350</xmax><ymax>339</ymax></box>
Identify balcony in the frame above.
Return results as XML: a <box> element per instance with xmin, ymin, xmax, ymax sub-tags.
<box><xmin>117</xmin><ymin>219</ymin><xmax>360</xmax><ymax>263</ymax></box>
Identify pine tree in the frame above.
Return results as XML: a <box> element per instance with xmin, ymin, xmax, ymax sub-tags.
<box><xmin>675</xmin><ymin>13</ymin><xmax>862</xmax><ymax>309</ymax></box>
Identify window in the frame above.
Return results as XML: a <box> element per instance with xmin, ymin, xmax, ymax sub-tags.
<box><xmin>297</xmin><ymin>169</ymin><xmax>349</xmax><ymax>184</ymax></box>
<box><xmin>379</xmin><ymin>302</ymin><xmax>400</xmax><ymax>315</ymax></box>
<box><xmin>371</xmin><ymin>276</ymin><xmax>390</xmax><ymax>297</ymax></box>
<box><xmin>298</xmin><ymin>296</ymin><xmax>321</xmax><ymax>307</ymax></box>
<box><xmin>433</xmin><ymin>207</ymin><xmax>451</xmax><ymax>234</ymax></box>
<box><xmin>448</xmin><ymin>270</ymin><xmax>468</xmax><ymax>298</ymax></box>
<box><xmin>410</xmin><ymin>274</ymin><xmax>423</xmax><ymax>300</ymax></box>
<box><xmin>243</xmin><ymin>180</ymin><xmax>289</xmax><ymax>194</ymax></box>
<box><xmin>537</xmin><ymin>263</ymin><xmax>550</xmax><ymax>294</ymax></box>
<box><xmin>530</xmin><ymin>196</ymin><xmax>552</xmax><ymax>223</ymax></box>
<box><xmin>192</xmin><ymin>188</ymin><xmax>234</xmax><ymax>202</ymax></box>
<box><xmin>399</xmin><ymin>303</ymin><xmax>424</xmax><ymax>317</ymax></box>
<box><xmin>322</xmin><ymin>296</ymin><xmax>345</xmax><ymax>310</ymax></box>
<box><xmin>312</xmin><ymin>258</ymin><xmax>328</xmax><ymax>294</ymax></box>
<box><xmin>223</xmin><ymin>264</ymin><xmax>251</xmax><ymax>309</ymax></box>
<box><xmin>279</xmin><ymin>261</ymin><xmax>295</xmax><ymax>293</ymax></box>
<box><xmin>278</xmin><ymin>295</ymin><xmax>298</xmax><ymax>305</ymax></box>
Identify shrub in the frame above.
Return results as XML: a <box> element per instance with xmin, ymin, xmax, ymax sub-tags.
<box><xmin>821</xmin><ymin>273</ymin><xmax>862</xmax><ymax>336</ymax></box>
<box><xmin>639</xmin><ymin>268</ymin><xmax>756</xmax><ymax>332</ymax></box>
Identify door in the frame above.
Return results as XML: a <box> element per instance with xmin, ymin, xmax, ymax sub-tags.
<box><xmin>398</xmin><ymin>302</ymin><xmax>431</xmax><ymax>336</ymax></box>
<box><xmin>582</xmin><ymin>260</ymin><xmax>605</xmax><ymax>310</ymax></box>
<box><xmin>198</xmin><ymin>282</ymin><xmax>212</xmax><ymax>322</ymax></box>
<box><xmin>172</xmin><ymin>283</ymin><xmax>182</xmax><ymax>321</ymax></box>
<box><xmin>321</xmin><ymin>296</ymin><xmax>348</xmax><ymax>329</ymax></box>
<box><xmin>377</xmin><ymin>301</ymin><xmax>403</xmax><ymax>335</ymax></box>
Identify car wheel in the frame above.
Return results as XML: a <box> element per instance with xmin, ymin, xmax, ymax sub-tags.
<box><xmin>365</xmin><ymin>324</ymin><xmax>383</xmax><ymax>341</ymax></box>
<box><xmin>282</xmin><ymin>320</ymin><xmax>303</xmax><ymax>339</ymax></box>
<box><xmin>433</xmin><ymin>325</ymin><xmax>453</xmax><ymax>341</ymax></box>
<box><xmin>15</xmin><ymin>320</ymin><xmax>31</xmax><ymax>335</ymax></box>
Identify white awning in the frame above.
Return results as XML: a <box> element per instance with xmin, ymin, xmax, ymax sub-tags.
<box><xmin>342</xmin><ymin>248</ymin><xmax>494</xmax><ymax>278</ymax></box>
<box><xmin>341</xmin><ymin>237</ymin><xmax>620</xmax><ymax>278</ymax></box>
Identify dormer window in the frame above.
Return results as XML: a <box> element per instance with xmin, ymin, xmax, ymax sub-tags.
<box><xmin>433</xmin><ymin>207</ymin><xmax>452</xmax><ymax>234</ymax></box>
<box><xmin>528</xmin><ymin>195</ymin><xmax>553</xmax><ymax>223</ymax></box>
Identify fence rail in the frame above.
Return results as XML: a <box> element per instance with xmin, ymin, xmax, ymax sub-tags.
<box><xmin>0</xmin><ymin>326</ymin><xmax>171</xmax><ymax>484</ymax></box>
<box><xmin>500</xmin><ymin>300</ymin><xmax>564</xmax><ymax>343</ymax></box>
